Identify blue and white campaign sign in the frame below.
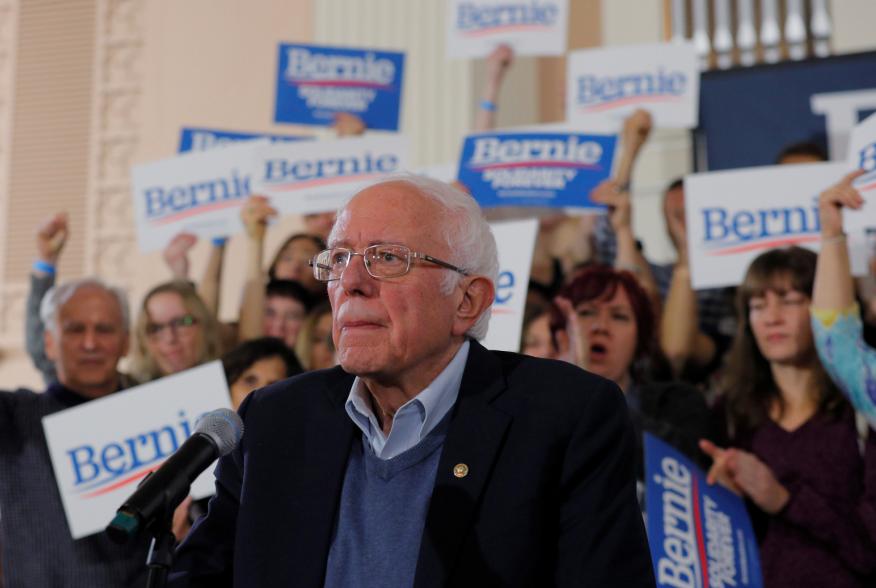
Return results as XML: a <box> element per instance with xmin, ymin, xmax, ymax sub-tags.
<box><xmin>566</xmin><ymin>42</ymin><xmax>699</xmax><ymax>130</ymax></box>
<box><xmin>685</xmin><ymin>161</ymin><xmax>852</xmax><ymax>290</ymax></box>
<box><xmin>457</xmin><ymin>131</ymin><xmax>616</xmax><ymax>209</ymax></box>
<box><xmin>251</xmin><ymin>135</ymin><xmax>410</xmax><ymax>216</ymax></box>
<box><xmin>42</xmin><ymin>362</ymin><xmax>232</xmax><ymax>539</ymax></box>
<box><xmin>645</xmin><ymin>433</ymin><xmax>763</xmax><ymax>588</ymax></box>
<box><xmin>178</xmin><ymin>126</ymin><xmax>306</xmax><ymax>153</ymax></box>
<box><xmin>482</xmin><ymin>218</ymin><xmax>539</xmax><ymax>352</ymax></box>
<box><xmin>274</xmin><ymin>43</ymin><xmax>405</xmax><ymax>131</ymax></box>
<box><xmin>446</xmin><ymin>0</ymin><xmax>569</xmax><ymax>59</ymax></box>
<box><xmin>131</xmin><ymin>140</ymin><xmax>266</xmax><ymax>252</ymax></box>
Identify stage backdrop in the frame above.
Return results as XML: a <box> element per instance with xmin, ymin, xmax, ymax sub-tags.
<box><xmin>696</xmin><ymin>50</ymin><xmax>876</xmax><ymax>170</ymax></box>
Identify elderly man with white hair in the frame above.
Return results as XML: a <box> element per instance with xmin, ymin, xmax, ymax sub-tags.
<box><xmin>171</xmin><ymin>176</ymin><xmax>655</xmax><ymax>587</ymax></box>
<box><xmin>0</xmin><ymin>278</ymin><xmax>149</xmax><ymax>586</ymax></box>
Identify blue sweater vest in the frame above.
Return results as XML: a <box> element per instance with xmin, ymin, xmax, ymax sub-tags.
<box><xmin>323</xmin><ymin>416</ymin><xmax>450</xmax><ymax>587</ymax></box>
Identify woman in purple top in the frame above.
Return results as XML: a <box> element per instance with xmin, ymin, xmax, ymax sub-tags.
<box><xmin>701</xmin><ymin>246</ymin><xmax>876</xmax><ymax>588</ymax></box>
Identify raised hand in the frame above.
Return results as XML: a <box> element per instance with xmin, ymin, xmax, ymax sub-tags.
<box><xmin>240</xmin><ymin>195</ymin><xmax>278</xmax><ymax>241</ymax></box>
<box><xmin>36</xmin><ymin>212</ymin><xmax>69</xmax><ymax>266</ymax></box>
<box><xmin>486</xmin><ymin>43</ymin><xmax>514</xmax><ymax>84</ymax></box>
<box><xmin>163</xmin><ymin>232</ymin><xmax>198</xmax><ymax>280</ymax></box>
<box><xmin>819</xmin><ymin>169</ymin><xmax>866</xmax><ymax>238</ymax></box>
<box><xmin>333</xmin><ymin>113</ymin><xmax>366</xmax><ymax>137</ymax></box>
<box><xmin>554</xmin><ymin>296</ymin><xmax>589</xmax><ymax>369</ymax></box>
<box><xmin>590</xmin><ymin>179</ymin><xmax>631</xmax><ymax>233</ymax></box>
<box><xmin>622</xmin><ymin>109</ymin><xmax>653</xmax><ymax>155</ymax></box>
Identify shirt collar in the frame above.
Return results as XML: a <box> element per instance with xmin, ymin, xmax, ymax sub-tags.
<box><xmin>345</xmin><ymin>340</ymin><xmax>470</xmax><ymax>456</ymax></box>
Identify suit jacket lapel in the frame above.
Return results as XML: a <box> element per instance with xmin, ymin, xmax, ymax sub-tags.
<box><xmin>414</xmin><ymin>342</ymin><xmax>511</xmax><ymax>588</ymax></box>
<box><xmin>275</xmin><ymin>371</ymin><xmax>356</xmax><ymax>587</ymax></box>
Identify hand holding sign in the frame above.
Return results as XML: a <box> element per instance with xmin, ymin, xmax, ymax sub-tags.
<box><xmin>590</xmin><ymin>179</ymin><xmax>631</xmax><ymax>233</ymax></box>
<box><xmin>240</xmin><ymin>195</ymin><xmax>278</xmax><ymax>241</ymax></box>
<box><xmin>163</xmin><ymin>233</ymin><xmax>198</xmax><ymax>280</ymax></box>
<box><xmin>819</xmin><ymin>169</ymin><xmax>867</xmax><ymax>238</ymax></box>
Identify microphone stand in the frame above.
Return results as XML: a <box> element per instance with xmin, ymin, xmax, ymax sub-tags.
<box><xmin>145</xmin><ymin>512</ymin><xmax>176</xmax><ymax>588</ymax></box>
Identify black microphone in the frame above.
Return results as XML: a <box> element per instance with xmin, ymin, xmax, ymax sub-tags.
<box><xmin>105</xmin><ymin>408</ymin><xmax>244</xmax><ymax>544</ymax></box>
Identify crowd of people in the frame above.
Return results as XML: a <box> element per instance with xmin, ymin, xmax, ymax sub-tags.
<box><xmin>1</xmin><ymin>43</ymin><xmax>875</xmax><ymax>587</ymax></box>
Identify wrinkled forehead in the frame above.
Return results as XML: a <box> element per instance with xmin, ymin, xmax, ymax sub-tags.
<box><xmin>60</xmin><ymin>286</ymin><xmax>124</xmax><ymax>322</ymax></box>
<box><xmin>329</xmin><ymin>183</ymin><xmax>447</xmax><ymax>250</ymax></box>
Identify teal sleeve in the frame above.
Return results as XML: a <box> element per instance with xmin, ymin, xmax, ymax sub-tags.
<box><xmin>812</xmin><ymin>311</ymin><xmax>876</xmax><ymax>429</ymax></box>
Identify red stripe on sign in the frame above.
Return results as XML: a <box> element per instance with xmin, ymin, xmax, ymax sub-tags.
<box><xmin>579</xmin><ymin>94</ymin><xmax>682</xmax><ymax>113</ymax></box>
<box><xmin>462</xmin><ymin>24</ymin><xmax>553</xmax><ymax>37</ymax></box>
<box><xmin>706</xmin><ymin>234</ymin><xmax>819</xmax><ymax>256</ymax></box>
<box><xmin>268</xmin><ymin>173</ymin><xmax>385</xmax><ymax>192</ymax></box>
<box><xmin>857</xmin><ymin>180</ymin><xmax>876</xmax><ymax>192</ymax></box>
<box><xmin>469</xmin><ymin>161</ymin><xmax>600</xmax><ymax>171</ymax></box>
<box><xmin>79</xmin><ymin>465</ymin><xmax>160</xmax><ymax>499</ymax></box>
<box><xmin>692</xmin><ymin>476</ymin><xmax>709</xmax><ymax>588</ymax></box>
<box><xmin>150</xmin><ymin>199</ymin><xmax>242</xmax><ymax>226</ymax></box>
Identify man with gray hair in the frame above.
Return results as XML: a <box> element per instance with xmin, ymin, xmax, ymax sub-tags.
<box><xmin>172</xmin><ymin>177</ymin><xmax>654</xmax><ymax>587</ymax></box>
<box><xmin>0</xmin><ymin>278</ymin><xmax>148</xmax><ymax>586</ymax></box>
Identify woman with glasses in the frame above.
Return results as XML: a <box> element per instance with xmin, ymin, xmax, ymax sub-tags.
<box><xmin>129</xmin><ymin>280</ymin><xmax>222</xmax><ymax>383</ymax></box>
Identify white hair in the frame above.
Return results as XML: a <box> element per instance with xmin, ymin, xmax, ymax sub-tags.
<box><xmin>40</xmin><ymin>278</ymin><xmax>130</xmax><ymax>335</ymax></box>
<box><xmin>331</xmin><ymin>173</ymin><xmax>499</xmax><ymax>340</ymax></box>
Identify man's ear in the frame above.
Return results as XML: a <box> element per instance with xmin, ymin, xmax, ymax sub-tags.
<box><xmin>44</xmin><ymin>329</ymin><xmax>58</xmax><ymax>363</ymax></box>
<box><xmin>452</xmin><ymin>276</ymin><xmax>495</xmax><ymax>337</ymax></box>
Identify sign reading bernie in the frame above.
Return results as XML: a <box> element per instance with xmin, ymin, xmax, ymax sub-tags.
<box><xmin>446</xmin><ymin>0</ymin><xmax>569</xmax><ymax>58</ymax></box>
<box><xmin>566</xmin><ymin>41</ymin><xmax>699</xmax><ymax>129</ymax></box>
<box><xmin>274</xmin><ymin>43</ymin><xmax>405</xmax><ymax>131</ymax></box>
<box><xmin>645</xmin><ymin>433</ymin><xmax>763</xmax><ymax>588</ymax></box>
<box><xmin>457</xmin><ymin>130</ymin><xmax>616</xmax><ymax>209</ymax></box>
<box><xmin>178</xmin><ymin>127</ymin><xmax>305</xmax><ymax>153</ymax></box>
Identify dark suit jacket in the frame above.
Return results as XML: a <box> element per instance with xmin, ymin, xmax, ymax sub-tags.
<box><xmin>169</xmin><ymin>341</ymin><xmax>655</xmax><ymax>587</ymax></box>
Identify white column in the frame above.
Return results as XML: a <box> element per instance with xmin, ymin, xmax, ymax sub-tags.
<box><xmin>713</xmin><ymin>0</ymin><xmax>734</xmax><ymax>69</ymax></box>
<box><xmin>691</xmin><ymin>0</ymin><xmax>711</xmax><ymax>69</ymax></box>
<box><xmin>760</xmin><ymin>0</ymin><xmax>782</xmax><ymax>64</ymax></box>
<box><xmin>810</xmin><ymin>0</ymin><xmax>832</xmax><ymax>57</ymax></box>
<box><xmin>785</xmin><ymin>0</ymin><xmax>807</xmax><ymax>60</ymax></box>
<box><xmin>736</xmin><ymin>0</ymin><xmax>757</xmax><ymax>66</ymax></box>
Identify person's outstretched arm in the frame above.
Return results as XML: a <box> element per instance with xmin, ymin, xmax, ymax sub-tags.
<box><xmin>473</xmin><ymin>44</ymin><xmax>513</xmax><ymax>133</ymax></box>
<box><xmin>811</xmin><ymin>169</ymin><xmax>876</xmax><ymax>427</ymax></box>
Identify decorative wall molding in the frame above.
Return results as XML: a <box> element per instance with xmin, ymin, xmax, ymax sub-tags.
<box><xmin>0</xmin><ymin>0</ymin><xmax>18</xmax><ymax>343</ymax></box>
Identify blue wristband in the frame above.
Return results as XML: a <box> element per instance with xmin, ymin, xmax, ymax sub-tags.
<box><xmin>33</xmin><ymin>260</ymin><xmax>56</xmax><ymax>275</ymax></box>
<box><xmin>211</xmin><ymin>237</ymin><xmax>228</xmax><ymax>247</ymax></box>
<box><xmin>479</xmin><ymin>99</ymin><xmax>497</xmax><ymax>112</ymax></box>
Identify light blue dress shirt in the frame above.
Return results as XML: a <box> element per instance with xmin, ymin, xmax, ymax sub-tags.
<box><xmin>344</xmin><ymin>340</ymin><xmax>470</xmax><ymax>460</ymax></box>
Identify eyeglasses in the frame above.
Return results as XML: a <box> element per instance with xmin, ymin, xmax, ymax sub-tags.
<box><xmin>309</xmin><ymin>244</ymin><xmax>469</xmax><ymax>282</ymax></box>
<box><xmin>145</xmin><ymin>314</ymin><xmax>199</xmax><ymax>339</ymax></box>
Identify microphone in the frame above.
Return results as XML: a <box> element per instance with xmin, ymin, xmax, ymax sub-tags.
<box><xmin>106</xmin><ymin>408</ymin><xmax>244</xmax><ymax>544</ymax></box>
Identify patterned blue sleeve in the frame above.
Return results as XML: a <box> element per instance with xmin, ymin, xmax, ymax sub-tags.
<box><xmin>811</xmin><ymin>306</ymin><xmax>876</xmax><ymax>428</ymax></box>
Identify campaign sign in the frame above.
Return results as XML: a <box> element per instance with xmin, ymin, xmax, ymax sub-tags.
<box><xmin>566</xmin><ymin>42</ymin><xmax>699</xmax><ymax>129</ymax></box>
<box><xmin>131</xmin><ymin>140</ymin><xmax>266</xmax><ymax>252</ymax></box>
<box><xmin>274</xmin><ymin>43</ymin><xmax>405</xmax><ymax>131</ymax></box>
<box><xmin>42</xmin><ymin>362</ymin><xmax>232</xmax><ymax>539</ymax></box>
<box><xmin>250</xmin><ymin>135</ymin><xmax>410</xmax><ymax>215</ymax></box>
<box><xmin>645</xmin><ymin>433</ymin><xmax>763</xmax><ymax>588</ymax></box>
<box><xmin>178</xmin><ymin>126</ymin><xmax>306</xmax><ymax>153</ymax></box>
<box><xmin>446</xmin><ymin>0</ymin><xmax>569</xmax><ymax>59</ymax></box>
<box><xmin>457</xmin><ymin>131</ymin><xmax>616</xmax><ymax>209</ymax></box>
<box><xmin>685</xmin><ymin>161</ymin><xmax>850</xmax><ymax>290</ymax></box>
<box><xmin>482</xmin><ymin>218</ymin><xmax>539</xmax><ymax>352</ymax></box>
<box><xmin>843</xmin><ymin>113</ymin><xmax>876</xmax><ymax>272</ymax></box>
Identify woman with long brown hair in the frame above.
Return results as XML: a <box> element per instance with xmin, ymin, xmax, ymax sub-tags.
<box><xmin>702</xmin><ymin>246</ymin><xmax>876</xmax><ymax>588</ymax></box>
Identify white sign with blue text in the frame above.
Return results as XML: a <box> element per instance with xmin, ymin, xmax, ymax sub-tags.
<box><xmin>274</xmin><ymin>43</ymin><xmax>405</xmax><ymax>131</ymax></box>
<box><xmin>685</xmin><ymin>161</ymin><xmax>853</xmax><ymax>290</ymax></box>
<box><xmin>131</xmin><ymin>140</ymin><xmax>266</xmax><ymax>252</ymax></box>
<box><xmin>482</xmin><ymin>218</ymin><xmax>539</xmax><ymax>352</ymax></box>
<box><xmin>457</xmin><ymin>131</ymin><xmax>616</xmax><ymax>209</ymax></box>
<box><xmin>42</xmin><ymin>362</ymin><xmax>232</xmax><ymax>539</ymax></box>
<box><xmin>178</xmin><ymin>127</ymin><xmax>306</xmax><ymax>153</ymax></box>
<box><xmin>250</xmin><ymin>135</ymin><xmax>410</xmax><ymax>216</ymax></box>
<box><xmin>645</xmin><ymin>434</ymin><xmax>763</xmax><ymax>588</ymax></box>
<box><xmin>446</xmin><ymin>0</ymin><xmax>569</xmax><ymax>59</ymax></box>
<box><xmin>566</xmin><ymin>41</ymin><xmax>699</xmax><ymax>129</ymax></box>
<box><xmin>843</xmin><ymin>112</ymin><xmax>876</xmax><ymax>273</ymax></box>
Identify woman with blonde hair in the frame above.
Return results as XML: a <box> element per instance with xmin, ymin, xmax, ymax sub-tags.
<box><xmin>129</xmin><ymin>280</ymin><xmax>222</xmax><ymax>383</ymax></box>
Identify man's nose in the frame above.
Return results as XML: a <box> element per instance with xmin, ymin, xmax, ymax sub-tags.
<box><xmin>339</xmin><ymin>253</ymin><xmax>376</xmax><ymax>295</ymax></box>
<box><xmin>82</xmin><ymin>328</ymin><xmax>98</xmax><ymax>350</ymax></box>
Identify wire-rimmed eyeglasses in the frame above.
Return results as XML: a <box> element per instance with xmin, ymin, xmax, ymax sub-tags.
<box><xmin>309</xmin><ymin>244</ymin><xmax>469</xmax><ymax>282</ymax></box>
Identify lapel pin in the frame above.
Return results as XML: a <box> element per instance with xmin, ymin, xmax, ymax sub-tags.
<box><xmin>453</xmin><ymin>463</ymin><xmax>469</xmax><ymax>478</ymax></box>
